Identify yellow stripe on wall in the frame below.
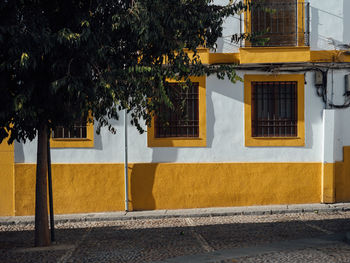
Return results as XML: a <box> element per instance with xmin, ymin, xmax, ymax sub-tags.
<box><xmin>14</xmin><ymin>162</ymin><xmax>322</xmax><ymax>216</ymax></box>
<box><xmin>15</xmin><ymin>164</ymin><xmax>126</xmax><ymax>215</ymax></box>
<box><xmin>0</xmin><ymin>141</ymin><xmax>14</xmax><ymax>216</ymax></box>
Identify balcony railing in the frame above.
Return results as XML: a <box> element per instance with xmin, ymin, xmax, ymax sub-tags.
<box><xmin>240</xmin><ymin>1</ymin><xmax>310</xmax><ymax>47</ymax></box>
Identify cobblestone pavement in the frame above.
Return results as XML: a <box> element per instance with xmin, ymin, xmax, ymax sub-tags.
<box><xmin>1</xmin><ymin>211</ymin><xmax>350</xmax><ymax>262</ymax></box>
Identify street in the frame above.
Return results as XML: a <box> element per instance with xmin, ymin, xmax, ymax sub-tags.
<box><xmin>1</xmin><ymin>209</ymin><xmax>350</xmax><ymax>262</ymax></box>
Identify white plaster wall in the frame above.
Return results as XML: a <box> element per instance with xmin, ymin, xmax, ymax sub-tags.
<box><xmin>309</xmin><ymin>0</ymin><xmax>349</xmax><ymax>51</ymax></box>
<box><xmin>212</xmin><ymin>0</ymin><xmax>241</xmax><ymax>53</ymax></box>
<box><xmin>328</xmin><ymin>70</ymin><xmax>350</xmax><ymax>162</ymax></box>
<box><xmin>322</xmin><ymin>70</ymin><xmax>350</xmax><ymax>163</ymax></box>
<box><xmin>16</xmin><ymin>71</ymin><xmax>327</xmax><ymax>164</ymax></box>
<box><xmin>322</xmin><ymin>109</ymin><xmax>336</xmax><ymax>163</ymax></box>
<box><xmin>334</xmin><ymin>108</ymin><xmax>350</xmax><ymax>161</ymax></box>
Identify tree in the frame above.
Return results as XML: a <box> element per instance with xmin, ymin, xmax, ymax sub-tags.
<box><xmin>0</xmin><ymin>0</ymin><xmax>246</xmax><ymax>246</ymax></box>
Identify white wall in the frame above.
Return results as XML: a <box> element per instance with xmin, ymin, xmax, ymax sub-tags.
<box><xmin>212</xmin><ymin>0</ymin><xmax>241</xmax><ymax>53</ymax></box>
<box><xmin>16</xmin><ymin>71</ymin><xmax>328</xmax><ymax>164</ymax></box>
<box><xmin>15</xmin><ymin>1</ymin><xmax>350</xmax><ymax>164</ymax></box>
<box><xmin>309</xmin><ymin>0</ymin><xmax>349</xmax><ymax>51</ymax></box>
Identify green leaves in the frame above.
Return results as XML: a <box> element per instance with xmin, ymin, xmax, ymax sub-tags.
<box><xmin>0</xmin><ymin>0</ymin><xmax>245</xmax><ymax>143</ymax></box>
<box><xmin>20</xmin><ymin>53</ymin><xmax>29</xmax><ymax>67</ymax></box>
<box><xmin>58</xmin><ymin>28</ymin><xmax>81</xmax><ymax>44</ymax></box>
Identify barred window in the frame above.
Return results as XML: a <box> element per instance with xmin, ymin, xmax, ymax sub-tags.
<box><xmin>52</xmin><ymin>121</ymin><xmax>87</xmax><ymax>139</ymax></box>
<box><xmin>155</xmin><ymin>82</ymin><xmax>199</xmax><ymax>138</ymax></box>
<box><xmin>252</xmin><ymin>81</ymin><xmax>297</xmax><ymax>137</ymax></box>
<box><xmin>251</xmin><ymin>0</ymin><xmax>297</xmax><ymax>47</ymax></box>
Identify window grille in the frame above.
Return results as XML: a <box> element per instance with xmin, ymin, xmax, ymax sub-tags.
<box><xmin>251</xmin><ymin>81</ymin><xmax>297</xmax><ymax>137</ymax></box>
<box><xmin>242</xmin><ymin>0</ymin><xmax>310</xmax><ymax>47</ymax></box>
<box><xmin>52</xmin><ymin>122</ymin><xmax>87</xmax><ymax>139</ymax></box>
<box><xmin>155</xmin><ymin>82</ymin><xmax>199</xmax><ymax>138</ymax></box>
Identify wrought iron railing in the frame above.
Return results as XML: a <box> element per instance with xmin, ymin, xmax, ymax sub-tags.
<box><xmin>240</xmin><ymin>1</ymin><xmax>310</xmax><ymax>47</ymax></box>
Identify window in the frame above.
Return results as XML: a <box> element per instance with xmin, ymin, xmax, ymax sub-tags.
<box><xmin>251</xmin><ymin>81</ymin><xmax>297</xmax><ymax>137</ymax></box>
<box><xmin>148</xmin><ymin>76</ymin><xmax>206</xmax><ymax>147</ymax></box>
<box><xmin>155</xmin><ymin>83</ymin><xmax>199</xmax><ymax>138</ymax></box>
<box><xmin>52</xmin><ymin>121</ymin><xmax>88</xmax><ymax>139</ymax></box>
<box><xmin>50</xmin><ymin>119</ymin><xmax>94</xmax><ymax>148</ymax></box>
<box><xmin>244</xmin><ymin>0</ymin><xmax>308</xmax><ymax>47</ymax></box>
<box><xmin>245</xmin><ymin>74</ymin><xmax>305</xmax><ymax>147</ymax></box>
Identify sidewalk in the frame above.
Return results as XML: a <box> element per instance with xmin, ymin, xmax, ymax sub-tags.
<box><xmin>1</xmin><ymin>205</ymin><xmax>350</xmax><ymax>262</ymax></box>
<box><xmin>1</xmin><ymin>203</ymin><xmax>350</xmax><ymax>225</ymax></box>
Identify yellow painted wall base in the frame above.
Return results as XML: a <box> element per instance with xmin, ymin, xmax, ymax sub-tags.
<box><xmin>15</xmin><ymin>164</ymin><xmax>126</xmax><ymax>215</ymax></box>
<box><xmin>335</xmin><ymin>147</ymin><xmax>350</xmax><ymax>202</ymax></box>
<box><xmin>322</xmin><ymin>163</ymin><xmax>335</xmax><ymax>203</ymax></box>
<box><xmin>0</xmin><ymin>141</ymin><xmax>14</xmax><ymax>216</ymax></box>
<box><xmin>13</xmin><ymin>162</ymin><xmax>321</xmax><ymax>216</ymax></box>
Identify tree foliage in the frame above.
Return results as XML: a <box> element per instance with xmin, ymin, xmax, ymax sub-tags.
<box><xmin>0</xmin><ymin>0</ymin><xmax>247</xmax><ymax>246</ymax></box>
<box><xmin>0</xmin><ymin>0</ymin><xmax>246</xmax><ymax>141</ymax></box>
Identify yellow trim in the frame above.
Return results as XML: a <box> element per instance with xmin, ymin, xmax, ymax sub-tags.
<box><xmin>50</xmin><ymin>121</ymin><xmax>94</xmax><ymax>148</ymax></box>
<box><xmin>166</xmin><ymin>48</ymin><xmax>210</xmax><ymax>65</ymax></box>
<box><xmin>187</xmin><ymin>48</ymin><xmax>210</xmax><ymax>64</ymax></box>
<box><xmin>239</xmin><ymin>46</ymin><xmax>310</xmax><ymax>64</ymax></box>
<box><xmin>209</xmin><ymin>53</ymin><xmax>240</xmax><ymax>64</ymax></box>
<box><xmin>310</xmin><ymin>50</ymin><xmax>350</xmax><ymax>63</ymax></box>
<box><xmin>244</xmin><ymin>74</ymin><xmax>305</xmax><ymax>147</ymax></box>
<box><xmin>244</xmin><ymin>0</ymin><xmax>305</xmax><ymax>47</ymax></box>
<box><xmin>13</xmin><ymin>162</ymin><xmax>321</xmax><ymax>215</ymax></box>
<box><xmin>147</xmin><ymin>76</ymin><xmax>206</xmax><ymax>147</ymax></box>
<box><xmin>208</xmin><ymin>50</ymin><xmax>350</xmax><ymax>65</ymax></box>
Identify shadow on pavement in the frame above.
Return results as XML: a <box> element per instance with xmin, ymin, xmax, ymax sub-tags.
<box><xmin>1</xmin><ymin>216</ymin><xmax>350</xmax><ymax>262</ymax></box>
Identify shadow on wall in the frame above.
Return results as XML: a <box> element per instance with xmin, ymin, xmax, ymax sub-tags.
<box><xmin>216</xmin><ymin>37</ymin><xmax>224</xmax><ymax>53</ymax></box>
<box><xmin>94</xmin><ymin>132</ymin><xmax>103</xmax><ymax>151</ymax></box>
<box><xmin>129</xmin><ymin>77</ymin><xmax>244</xmax><ymax>210</ymax></box>
<box><xmin>94</xmin><ymin>117</ymin><xmax>123</xmax><ymax>151</ymax></box>
<box><xmin>130</xmin><ymin>148</ymin><xmax>178</xmax><ymax>210</ymax></box>
<box><xmin>14</xmin><ymin>141</ymin><xmax>25</xmax><ymax>163</ymax></box>
<box><xmin>344</xmin><ymin>1</ymin><xmax>350</xmax><ymax>44</ymax></box>
<box><xmin>310</xmin><ymin>2</ymin><xmax>349</xmax><ymax>49</ymax></box>
<box><xmin>310</xmin><ymin>7</ymin><xmax>319</xmax><ymax>50</ymax></box>
<box><xmin>206</xmin><ymin>77</ymin><xmax>244</xmax><ymax>148</ymax></box>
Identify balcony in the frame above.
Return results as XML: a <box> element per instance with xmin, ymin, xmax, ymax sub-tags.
<box><xmin>240</xmin><ymin>1</ymin><xmax>310</xmax><ymax>48</ymax></box>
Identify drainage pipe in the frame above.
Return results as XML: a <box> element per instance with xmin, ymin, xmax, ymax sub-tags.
<box><xmin>124</xmin><ymin>109</ymin><xmax>129</xmax><ymax>212</ymax></box>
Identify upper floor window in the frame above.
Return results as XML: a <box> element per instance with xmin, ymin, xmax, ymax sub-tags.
<box><xmin>244</xmin><ymin>0</ymin><xmax>309</xmax><ymax>47</ymax></box>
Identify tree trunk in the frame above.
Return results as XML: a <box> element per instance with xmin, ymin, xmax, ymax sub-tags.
<box><xmin>34</xmin><ymin>124</ymin><xmax>50</xmax><ymax>247</ymax></box>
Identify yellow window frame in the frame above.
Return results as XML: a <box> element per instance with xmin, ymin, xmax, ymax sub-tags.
<box><xmin>147</xmin><ymin>76</ymin><xmax>206</xmax><ymax>147</ymax></box>
<box><xmin>244</xmin><ymin>74</ymin><xmax>305</xmax><ymax>147</ymax></box>
<box><xmin>244</xmin><ymin>0</ymin><xmax>306</xmax><ymax>47</ymax></box>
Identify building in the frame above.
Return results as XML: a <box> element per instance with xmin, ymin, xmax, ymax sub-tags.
<box><xmin>1</xmin><ymin>0</ymin><xmax>350</xmax><ymax>216</ymax></box>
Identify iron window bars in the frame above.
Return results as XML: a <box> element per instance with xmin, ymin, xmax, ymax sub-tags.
<box><xmin>52</xmin><ymin>122</ymin><xmax>87</xmax><ymax>139</ymax></box>
<box><xmin>155</xmin><ymin>82</ymin><xmax>199</xmax><ymax>138</ymax></box>
<box><xmin>240</xmin><ymin>0</ymin><xmax>310</xmax><ymax>47</ymax></box>
<box><xmin>251</xmin><ymin>81</ymin><xmax>297</xmax><ymax>137</ymax></box>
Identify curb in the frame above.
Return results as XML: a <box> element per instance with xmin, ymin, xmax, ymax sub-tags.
<box><xmin>1</xmin><ymin>203</ymin><xmax>350</xmax><ymax>226</ymax></box>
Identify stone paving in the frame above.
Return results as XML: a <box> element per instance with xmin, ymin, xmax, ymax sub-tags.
<box><xmin>1</xmin><ymin>211</ymin><xmax>350</xmax><ymax>262</ymax></box>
